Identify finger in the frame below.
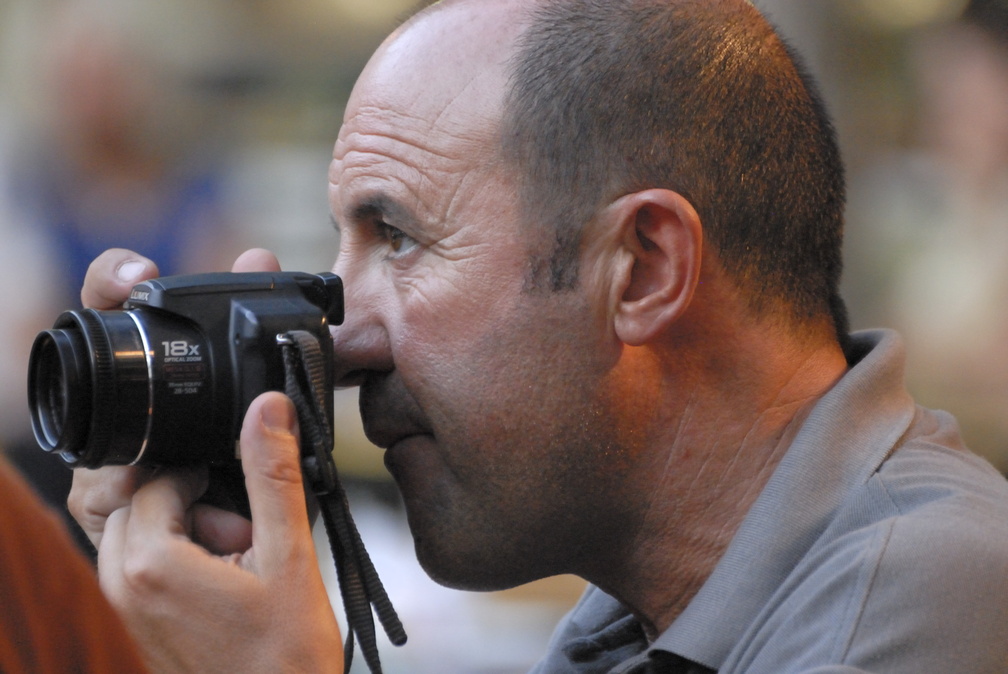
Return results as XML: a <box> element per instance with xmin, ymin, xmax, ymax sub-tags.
<box><xmin>127</xmin><ymin>467</ymin><xmax>209</xmax><ymax>541</ymax></box>
<box><xmin>81</xmin><ymin>249</ymin><xmax>159</xmax><ymax>309</ymax></box>
<box><xmin>69</xmin><ymin>465</ymin><xmax>158</xmax><ymax>550</ymax></box>
<box><xmin>231</xmin><ymin>248</ymin><xmax>282</xmax><ymax>273</ymax></box>
<box><xmin>98</xmin><ymin>468</ymin><xmax>248</xmax><ymax>651</ymax></box>
<box><xmin>239</xmin><ymin>392</ymin><xmax>314</xmax><ymax>577</ymax></box>
<box><xmin>96</xmin><ymin>468</ymin><xmax>206</xmax><ymax>604</ymax></box>
<box><xmin>97</xmin><ymin>504</ymin><xmax>130</xmax><ymax>596</ymax></box>
<box><xmin>191</xmin><ymin>504</ymin><xmax>253</xmax><ymax>555</ymax></box>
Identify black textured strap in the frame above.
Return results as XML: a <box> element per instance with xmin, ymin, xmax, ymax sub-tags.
<box><xmin>279</xmin><ymin>331</ymin><xmax>407</xmax><ymax>674</ymax></box>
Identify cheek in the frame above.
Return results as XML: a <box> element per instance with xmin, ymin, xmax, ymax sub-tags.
<box><xmin>393</xmin><ymin>267</ymin><xmax>526</xmax><ymax>372</ymax></box>
<box><xmin>389</xmin><ymin>257</ymin><xmax>616</xmax><ymax>453</ymax></box>
<box><xmin>451</xmin><ymin>307</ymin><xmax>611</xmax><ymax>446</ymax></box>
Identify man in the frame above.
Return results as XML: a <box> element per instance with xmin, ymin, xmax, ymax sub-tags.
<box><xmin>70</xmin><ymin>0</ymin><xmax>1008</xmax><ymax>672</ymax></box>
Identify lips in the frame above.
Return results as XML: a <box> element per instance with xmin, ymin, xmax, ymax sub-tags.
<box><xmin>380</xmin><ymin>434</ymin><xmax>433</xmax><ymax>482</ymax></box>
<box><xmin>358</xmin><ymin>373</ymin><xmax>433</xmax><ymax>450</ymax></box>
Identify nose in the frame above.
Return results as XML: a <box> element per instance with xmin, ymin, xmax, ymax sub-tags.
<box><xmin>329</xmin><ymin>262</ymin><xmax>394</xmax><ymax>387</ymax></box>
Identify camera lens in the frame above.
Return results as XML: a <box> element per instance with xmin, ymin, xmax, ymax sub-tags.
<box><xmin>28</xmin><ymin>310</ymin><xmax>154</xmax><ymax>467</ymax></box>
<box><xmin>28</xmin><ymin>308</ymin><xmax>221</xmax><ymax>468</ymax></box>
<box><xmin>29</xmin><ymin>329</ymin><xmax>92</xmax><ymax>454</ymax></box>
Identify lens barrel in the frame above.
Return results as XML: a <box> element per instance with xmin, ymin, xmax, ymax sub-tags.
<box><xmin>28</xmin><ymin>304</ymin><xmax>221</xmax><ymax>468</ymax></box>
<box><xmin>28</xmin><ymin>310</ymin><xmax>153</xmax><ymax>467</ymax></box>
<box><xmin>29</xmin><ymin>328</ymin><xmax>91</xmax><ymax>456</ymax></box>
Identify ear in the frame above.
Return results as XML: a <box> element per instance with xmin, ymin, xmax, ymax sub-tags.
<box><xmin>605</xmin><ymin>189</ymin><xmax>702</xmax><ymax>346</ymax></box>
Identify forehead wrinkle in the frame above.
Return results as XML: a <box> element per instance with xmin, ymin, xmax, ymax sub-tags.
<box><xmin>335</xmin><ymin>125</ymin><xmax>475</xmax><ymax>217</ymax></box>
<box><xmin>339</xmin><ymin>152</ymin><xmax>466</xmax><ymax>231</ymax></box>
<box><xmin>339</xmin><ymin>105</ymin><xmax>484</xmax><ymax>163</ymax></box>
<box><xmin>336</xmin><ymin>111</ymin><xmax>502</xmax><ymax>236</ymax></box>
<box><xmin>428</xmin><ymin>72</ymin><xmax>506</xmax><ymax>141</ymax></box>
<box><xmin>335</xmin><ymin>137</ymin><xmax>453</xmax><ymax>224</ymax></box>
<box><xmin>336</xmin><ymin>155</ymin><xmax>423</xmax><ymax>220</ymax></box>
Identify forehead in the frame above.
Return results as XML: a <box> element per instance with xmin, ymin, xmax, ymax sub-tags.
<box><xmin>340</xmin><ymin>2</ymin><xmax>520</xmax><ymax>147</ymax></box>
<box><xmin>331</xmin><ymin>1</ymin><xmax>525</xmax><ymax>217</ymax></box>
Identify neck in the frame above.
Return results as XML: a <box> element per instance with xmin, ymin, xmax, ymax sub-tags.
<box><xmin>584</xmin><ymin>325</ymin><xmax>849</xmax><ymax>639</ymax></box>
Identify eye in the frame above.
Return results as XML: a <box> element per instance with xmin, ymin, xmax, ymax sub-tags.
<box><xmin>378</xmin><ymin>222</ymin><xmax>418</xmax><ymax>256</ymax></box>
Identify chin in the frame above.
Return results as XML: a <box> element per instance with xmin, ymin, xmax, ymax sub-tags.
<box><xmin>418</xmin><ymin>555</ymin><xmax>522</xmax><ymax>592</ymax></box>
<box><xmin>412</xmin><ymin>536</ymin><xmax>491</xmax><ymax>590</ymax></box>
<box><xmin>410</xmin><ymin>527</ymin><xmax>553</xmax><ymax>592</ymax></box>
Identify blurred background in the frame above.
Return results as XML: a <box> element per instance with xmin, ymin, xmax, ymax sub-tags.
<box><xmin>1</xmin><ymin>0</ymin><xmax>1006</xmax><ymax>672</ymax></box>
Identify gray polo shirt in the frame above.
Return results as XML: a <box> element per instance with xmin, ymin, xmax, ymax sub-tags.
<box><xmin>532</xmin><ymin>330</ymin><xmax>1008</xmax><ymax>673</ymax></box>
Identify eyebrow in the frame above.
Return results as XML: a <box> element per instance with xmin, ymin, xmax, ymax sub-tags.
<box><xmin>348</xmin><ymin>194</ymin><xmax>419</xmax><ymax>230</ymax></box>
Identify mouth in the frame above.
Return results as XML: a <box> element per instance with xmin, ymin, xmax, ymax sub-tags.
<box><xmin>366</xmin><ymin>427</ymin><xmax>430</xmax><ymax>451</ymax></box>
<box><xmin>358</xmin><ymin>374</ymin><xmax>432</xmax><ymax>451</ymax></box>
<box><xmin>380</xmin><ymin>433</ymin><xmax>433</xmax><ymax>476</ymax></box>
<box><xmin>360</xmin><ymin>403</ymin><xmax>432</xmax><ymax>450</ymax></box>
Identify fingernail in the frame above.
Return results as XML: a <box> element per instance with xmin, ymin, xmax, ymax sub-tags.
<box><xmin>117</xmin><ymin>261</ymin><xmax>147</xmax><ymax>283</ymax></box>
<box><xmin>260</xmin><ymin>398</ymin><xmax>296</xmax><ymax>434</ymax></box>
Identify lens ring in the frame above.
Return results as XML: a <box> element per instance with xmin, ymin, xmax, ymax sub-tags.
<box><xmin>28</xmin><ymin>329</ymin><xmax>90</xmax><ymax>454</ymax></box>
<box><xmin>61</xmin><ymin>311</ymin><xmax>116</xmax><ymax>464</ymax></box>
<box><xmin>32</xmin><ymin>336</ymin><xmax>66</xmax><ymax>446</ymax></box>
<box><xmin>29</xmin><ymin>309</ymin><xmax>156</xmax><ymax>467</ymax></box>
<box><xmin>126</xmin><ymin>311</ymin><xmax>155</xmax><ymax>464</ymax></box>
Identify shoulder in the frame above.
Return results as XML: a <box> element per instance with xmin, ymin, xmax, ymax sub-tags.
<box><xmin>836</xmin><ymin>448</ymin><xmax>1008</xmax><ymax>671</ymax></box>
<box><xmin>726</xmin><ymin>425</ymin><xmax>1008</xmax><ymax>673</ymax></box>
<box><xmin>847</xmin><ymin>436</ymin><xmax>1008</xmax><ymax>667</ymax></box>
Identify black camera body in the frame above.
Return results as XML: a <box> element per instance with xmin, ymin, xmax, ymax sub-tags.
<box><xmin>28</xmin><ymin>271</ymin><xmax>343</xmax><ymax>469</ymax></box>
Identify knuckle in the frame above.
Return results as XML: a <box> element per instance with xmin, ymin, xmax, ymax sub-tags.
<box><xmin>68</xmin><ymin>467</ymin><xmax>135</xmax><ymax>537</ymax></box>
<box><xmin>257</xmin><ymin>447</ymin><xmax>304</xmax><ymax>489</ymax></box>
<box><xmin>67</xmin><ymin>491</ymin><xmax>107</xmax><ymax>541</ymax></box>
<box><xmin>66</xmin><ymin>486</ymin><xmax>86</xmax><ymax>521</ymax></box>
<box><xmin>119</xmin><ymin>543</ymin><xmax>172</xmax><ymax>596</ymax></box>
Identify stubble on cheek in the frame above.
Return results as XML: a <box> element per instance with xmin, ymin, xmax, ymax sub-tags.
<box><xmin>391</xmin><ymin>285</ymin><xmax>630</xmax><ymax>585</ymax></box>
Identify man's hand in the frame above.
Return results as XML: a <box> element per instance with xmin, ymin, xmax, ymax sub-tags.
<box><xmin>68</xmin><ymin>248</ymin><xmax>344</xmax><ymax>673</ymax></box>
<box><xmin>70</xmin><ymin>247</ymin><xmax>284</xmax><ymax>551</ymax></box>
<box><xmin>98</xmin><ymin>393</ymin><xmax>344</xmax><ymax>673</ymax></box>
<box><xmin>70</xmin><ymin>247</ymin><xmax>285</xmax><ymax>551</ymax></box>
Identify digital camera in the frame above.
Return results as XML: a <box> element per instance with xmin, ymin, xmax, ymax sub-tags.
<box><xmin>27</xmin><ymin>271</ymin><xmax>343</xmax><ymax>469</ymax></box>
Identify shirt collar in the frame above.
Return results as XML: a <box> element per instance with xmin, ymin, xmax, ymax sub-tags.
<box><xmin>651</xmin><ymin>329</ymin><xmax>917</xmax><ymax>669</ymax></box>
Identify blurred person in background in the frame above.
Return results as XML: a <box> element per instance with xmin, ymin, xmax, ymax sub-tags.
<box><xmin>0</xmin><ymin>0</ymin><xmax>247</xmax><ymax>546</ymax></box>
<box><xmin>0</xmin><ymin>455</ymin><xmax>148</xmax><ymax>672</ymax></box>
<box><xmin>844</xmin><ymin>0</ymin><xmax>1008</xmax><ymax>471</ymax></box>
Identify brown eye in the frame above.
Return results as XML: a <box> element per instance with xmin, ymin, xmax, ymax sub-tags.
<box><xmin>378</xmin><ymin>222</ymin><xmax>417</xmax><ymax>256</ymax></box>
<box><xmin>388</xmin><ymin>227</ymin><xmax>405</xmax><ymax>252</ymax></box>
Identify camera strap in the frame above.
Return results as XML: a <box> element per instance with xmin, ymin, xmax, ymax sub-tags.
<box><xmin>279</xmin><ymin>330</ymin><xmax>407</xmax><ymax>674</ymax></box>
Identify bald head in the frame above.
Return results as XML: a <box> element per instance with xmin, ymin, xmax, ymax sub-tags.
<box><xmin>344</xmin><ymin>0</ymin><xmax>848</xmax><ymax>342</ymax></box>
<box><xmin>345</xmin><ymin>0</ymin><xmax>531</xmax><ymax>144</ymax></box>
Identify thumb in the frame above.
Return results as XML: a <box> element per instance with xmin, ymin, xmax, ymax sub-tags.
<box><xmin>240</xmin><ymin>392</ymin><xmax>314</xmax><ymax>576</ymax></box>
<box><xmin>231</xmin><ymin>248</ymin><xmax>282</xmax><ymax>273</ymax></box>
